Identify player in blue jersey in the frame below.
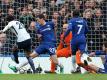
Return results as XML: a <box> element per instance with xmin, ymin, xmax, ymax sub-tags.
<box><xmin>64</xmin><ymin>10</ymin><xmax>88</xmax><ymax>55</ymax></box>
<box><xmin>87</xmin><ymin>55</ymin><xmax>107</xmax><ymax>74</ymax></box>
<box><xmin>63</xmin><ymin>10</ymin><xmax>94</xmax><ymax>72</ymax></box>
<box><xmin>9</xmin><ymin>14</ymin><xmax>63</xmax><ymax>73</ymax></box>
<box><xmin>87</xmin><ymin>40</ymin><xmax>107</xmax><ymax>74</ymax></box>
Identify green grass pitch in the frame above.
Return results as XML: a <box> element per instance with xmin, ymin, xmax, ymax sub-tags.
<box><xmin>0</xmin><ymin>74</ymin><xmax>107</xmax><ymax>80</ymax></box>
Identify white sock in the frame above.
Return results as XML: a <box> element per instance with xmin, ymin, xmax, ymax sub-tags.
<box><xmin>71</xmin><ymin>55</ymin><xmax>76</xmax><ymax>72</ymax></box>
<box><xmin>17</xmin><ymin>61</ymin><xmax>29</xmax><ymax>70</ymax></box>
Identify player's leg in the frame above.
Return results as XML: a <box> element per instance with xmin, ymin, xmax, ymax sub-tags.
<box><xmin>48</xmin><ymin>45</ymin><xmax>64</xmax><ymax>73</ymax></box>
<box><xmin>9</xmin><ymin>39</ymin><xmax>38</xmax><ymax>73</ymax></box>
<box><xmin>21</xmin><ymin>39</ymin><xmax>37</xmax><ymax>73</ymax></box>
<box><xmin>44</xmin><ymin>56</ymin><xmax>59</xmax><ymax>73</ymax></box>
<box><xmin>45</xmin><ymin>44</ymin><xmax>63</xmax><ymax>73</ymax></box>
<box><xmin>11</xmin><ymin>45</ymin><xmax>19</xmax><ymax>64</ymax></box>
<box><xmin>77</xmin><ymin>53</ymin><xmax>107</xmax><ymax>73</ymax></box>
<box><xmin>9</xmin><ymin>50</ymin><xmax>39</xmax><ymax>73</ymax></box>
<box><xmin>22</xmin><ymin>44</ymin><xmax>46</xmax><ymax>73</ymax></box>
<box><xmin>76</xmin><ymin>51</ymin><xmax>105</xmax><ymax>73</ymax></box>
<box><xmin>25</xmin><ymin>51</ymin><xmax>36</xmax><ymax>73</ymax></box>
<box><xmin>76</xmin><ymin>51</ymin><xmax>91</xmax><ymax>72</ymax></box>
<box><xmin>77</xmin><ymin>43</ymin><xmax>94</xmax><ymax>72</ymax></box>
<box><xmin>86</xmin><ymin>63</ymin><xmax>107</xmax><ymax>74</ymax></box>
<box><xmin>18</xmin><ymin>45</ymin><xmax>44</xmax><ymax>69</ymax></box>
<box><xmin>71</xmin><ymin>51</ymin><xmax>81</xmax><ymax>73</ymax></box>
<box><xmin>71</xmin><ymin>42</ymin><xmax>79</xmax><ymax>73</ymax></box>
<box><xmin>25</xmin><ymin>39</ymin><xmax>38</xmax><ymax>73</ymax></box>
<box><xmin>50</xmin><ymin>54</ymin><xmax>64</xmax><ymax>73</ymax></box>
<box><xmin>50</xmin><ymin>47</ymin><xmax>71</xmax><ymax>73</ymax></box>
<box><xmin>88</xmin><ymin>64</ymin><xmax>105</xmax><ymax>73</ymax></box>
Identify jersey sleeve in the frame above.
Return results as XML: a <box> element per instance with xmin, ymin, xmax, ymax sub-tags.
<box><xmin>49</xmin><ymin>21</ymin><xmax>55</xmax><ymax>29</ymax></box>
<box><xmin>68</xmin><ymin>21</ymin><xmax>73</xmax><ymax>31</ymax></box>
<box><xmin>36</xmin><ymin>28</ymin><xmax>40</xmax><ymax>34</ymax></box>
<box><xmin>3</xmin><ymin>22</ymin><xmax>12</xmax><ymax>32</ymax></box>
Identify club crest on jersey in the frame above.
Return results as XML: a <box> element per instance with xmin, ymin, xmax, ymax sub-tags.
<box><xmin>41</xmin><ymin>28</ymin><xmax>51</xmax><ymax>32</ymax></box>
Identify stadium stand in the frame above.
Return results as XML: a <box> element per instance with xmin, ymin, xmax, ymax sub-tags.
<box><xmin>0</xmin><ymin>0</ymin><xmax>107</xmax><ymax>57</ymax></box>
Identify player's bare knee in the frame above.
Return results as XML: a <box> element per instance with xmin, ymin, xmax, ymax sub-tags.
<box><xmin>53</xmin><ymin>60</ymin><xmax>58</xmax><ymax>65</ymax></box>
<box><xmin>29</xmin><ymin>51</ymin><xmax>38</xmax><ymax>58</ymax></box>
<box><xmin>50</xmin><ymin>55</ymin><xmax>58</xmax><ymax>64</ymax></box>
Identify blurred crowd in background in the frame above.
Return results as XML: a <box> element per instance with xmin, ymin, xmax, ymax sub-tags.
<box><xmin>0</xmin><ymin>0</ymin><xmax>107</xmax><ymax>56</ymax></box>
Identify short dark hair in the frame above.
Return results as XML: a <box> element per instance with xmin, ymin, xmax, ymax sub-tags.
<box><xmin>36</xmin><ymin>14</ymin><xmax>45</xmax><ymax>19</ymax></box>
<box><xmin>6</xmin><ymin>16</ymin><xmax>15</xmax><ymax>22</ymax></box>
<box><xmin>73</xmin><ymin>10</ymin><xmax>80</xmax><ymax>17</ymax></box>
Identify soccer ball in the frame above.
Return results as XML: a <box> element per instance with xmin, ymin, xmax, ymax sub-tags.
<box><xmin>19</xmin><ymin>68</ymin><xmax>26</xmax><ymax>74</ymax></box>
<box><xmin>19</xmin><ymin>68</ymin><xmax>33</xmax><ymax>74</ymax></box>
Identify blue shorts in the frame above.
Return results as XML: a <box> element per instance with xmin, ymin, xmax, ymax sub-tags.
<box><xmin>35</xmin><ymin>43</ymin><xmax>56</xmax><ymax>56</ymax></box>
<box><xmin>71</xmin><ymin>37</ymin><xmax>86</xmax><ymax>55</ymax></box>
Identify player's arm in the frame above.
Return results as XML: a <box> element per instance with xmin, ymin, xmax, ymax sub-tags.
<box><xmin>0</xmin><ymin>22</ymin><xmax>12</xmax><ymax>33</ymax></box>
<box><xmin>36</xmin><ymin>27</ymin><xmax>42</xmax><ymax>41</ymax></box>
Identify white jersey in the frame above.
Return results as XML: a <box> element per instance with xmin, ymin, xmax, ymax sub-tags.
<box><xmin>3</xmin><ymin>21</ymin><xmax>30</xmax><ymax>42</ymax></box>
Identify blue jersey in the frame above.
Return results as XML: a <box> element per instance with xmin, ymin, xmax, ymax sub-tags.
<box><xmin>35</xmin><ymin>22</ymin><xmax>40</xmax><ymax>29</ymax></box>
<box><xmin>37</xmin><ymin>21</ymin><xmax>56</xmax><ymax>44</ymax></box>
<box><xmin>64</xmin><ymin>17</ymin><xmax>89</xmax><ymax>54</ymax></box>
<box><xmin>68</xmin><ymin>17</ymin><xmax>88</xmax><ymax>38</ymax></box>
<box><xmin>35</xmin><ymin>21</ymin><xmax>56</xmax><ymax>55</ymax></box>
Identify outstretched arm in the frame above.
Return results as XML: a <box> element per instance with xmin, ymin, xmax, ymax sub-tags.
<box><xmin>2</xmin><ymin>24</ymin><xmax>11</xmax><ymax>32</ymax></box>
<box><xmin>0</xmin><ymin>22</ymin><xmax>12</xmax><ymax>33</ymax></box>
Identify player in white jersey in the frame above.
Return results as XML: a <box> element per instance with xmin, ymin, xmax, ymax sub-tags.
<box><xmin>2</xmin><ymin>21</ymin><xmax>30</xmax><ymax>42</ymax></box>
<box><xmin>0</xmin><ymin>16</ymin><xmax>36</xmax><ymax>73</ymax></box>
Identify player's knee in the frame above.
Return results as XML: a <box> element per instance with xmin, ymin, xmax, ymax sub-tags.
<box><xmin>29</xmin><ymin>51</ymin><xmax>38</xmax><ymax>58</ymax></box>
<box><xmin>76</xmin><ymin>59</ymin><xmax>83</xmax><ymax>66</ymax></box>
<box><xmin>77</xmin><ymin>62</ymin><xmax>83</xmax><ymax>67</ymax></box>
<box><xmin>29</xmin><ymin>53</ymin><xmax>36</xmax><ymax>58</ymax></box>
<box><xmin>52</xmin><ymin>59</ymin><xmax>58</xmax><ymax>65</ymax></box>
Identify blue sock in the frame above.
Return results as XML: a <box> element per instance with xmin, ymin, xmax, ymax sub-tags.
<box><xmin>27</xmin><ymin>57</ymin><xmax>36</xmax><ymax>73</ymax></box>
